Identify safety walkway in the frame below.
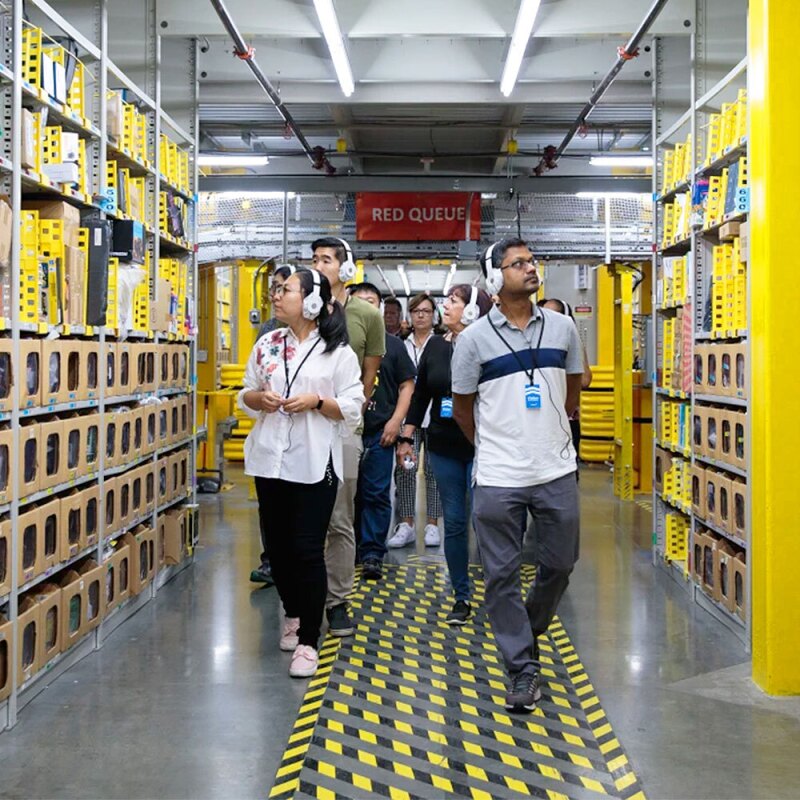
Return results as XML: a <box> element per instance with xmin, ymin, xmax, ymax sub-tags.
<box><xmin>269</xmin><ymin>559</ymin><xmax>646</xmax><ymax>800</ymax></box>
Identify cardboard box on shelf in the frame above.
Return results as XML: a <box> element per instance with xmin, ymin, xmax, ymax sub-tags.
<box><xmin>40</xmin><ymin>340</ymin><xmax>62</xmax><ymax>406</ymax></box>
<box><xmin>150</xmin><ymin>278</ymin><xmax>173</xmax><ymax>333</ymax></box>
<box><xmin>0</xmin><ymin>518</ymin><xmax>10</xmax><ymax>596</ymax></box>
<box><xmin>18</xmin><ymin>339</ymin><xmax>42</xmax><ymax>409</ymax></box>
<box><xmin>77</xmin><ymin>559</ymin><xmax>105</xmax><ymax>633</ymax></box>
<box><xmin>81</xmin><ymin>342</ymin><xmax>99</xmax><ymax>401</ymax></box>
<box><xmin>717</xmin><ymin>473</ymin><xmax>733</xmax><ymax>534</ymax></box>
<box><xmin>133</xmin><ymin>344</ymin><xmax>158</xmax><ymax>394</ymax></box>
<box><xmin>103</xmin><ymin>476</ymin><xmax>119</xmax><ymax>538</ymax></box>
<box><xmin>102</xmin><ymin>411</ymin><xmax>120</xmax><ymax>470</ymax></box>
<box><xmin>38</xmin><ymin>416</ymin><xmax>66</xmax><ymax>490</ymax></box>
<box><xmin>156</xmin><ymin>457</ymin><xmax>169</xmax><ymax>506</ymax></box>
<box><xmin>60</xmin><ymin>487</ymin><xmax>87</xmax><ymax>561</ymax></box>
<box><xmin>39</xmin><ymin>497</ymin><xmax>61</xmax><ymax>574</ymax></box>
<box><xmin>730</xmin><ymin>342</ymin><xmax>747</xmax><ymax>399</ymax></box>
<box><xmin>732</xmin><ymin>552</ymin><xmax>747</xmax><ymax>620</ymax></box>
<box><xmin>0</xmin><ymin>612</ymin><xmax>11</xmax><ymax>701</ymax></box>
<box><xmin>0</xmin><ymin>428</ymin><xmax>13</xmax><ymax>506</ymax></box>
<box><xmin>177</xmin><ymin>395</ymin><xmax>190</xmax><ymax>439</ymax></box>
<box><xmin>116</xmin><ymin>341</ymin><xmax>134</xmax><ymax>396</ymax></box>
<box><xmin>84</xmin><ymin>412</ymin><xmax>102</xmax><ymax>477</ymax></box>
<box><xmin>16</xmin><ymin>595</ymin><xmax>40</xmax><ymax>686</ymax></box>
<box><xmin>140</xmin><ymin>463</ymin><xmax>155</xmax><ymax>515</ymax></box>
<box><xmin>157</xmin><ymin>344</ymin><xmax>170</xmax><ymax>390</ymax></box>
<box><xmin>0</xmin><ymin>339</ymin><xmax>11</xmax><ymax>413</ymax></box>
<box><xmin>713</xmin><ymin>541</ymin><xmax>736</xmax><ymax>607</ymax></box>
<box><xmin>131</xmin><ymin>405</ymin><xmax>145</xmax><ymax>459</ymax></box>
<box><xmin>654</xmin><ymin>447</ymin><xmax>673</xmax><ymax>495</ymax></box>
<box><xmin>731</xmin><ymin>478</ymin><xmax>747</xmax><ymax>542</ymax></box>
<box><xmin>728</xmin><ymin>409</ymin><xmax>748</xmax><ymax>470</ymax></box>
<box><xmin>704</xmin><ymin>470</ymin><xmax>722</xmax><ymax>528</ymax></box>
<box><xmin>62</xmin><ymin>340</ymin><xmax>86</xmax><ymax>403</ymax></box>
<box><xmin>104</xmin><ymin>540</ymin><xmax>131</xmax><ymax>612</ymax></box>
<box><xmin>23</xmin><ymin>200</ymin><xmax>82</xmax><ymax>249</ymax></box>
<box><xmin>0</xmin><ymin>197</ymin><xmax>12</xmax><ymax>265</ymax></box>
<box><xmin>157</xmin><ymin>402</ymin><xmax>170</xmax><ymax>449</ymax></box>
<box><xmin>43</xmin><ymin>162</ymin><xmax>80</xmax><ymax>186</ymax></box>
<box><xmin>691</xmin><ymin>464</ymin><xmax>707</xmax><ymax>519</ymax></box>
<box><xmin>106</xmin><ymin>92</ymin><xmax>124</xmax><ymax>144</ymax></box>
<box><xmin>719</xmin><ymin>221</ymin><xmax>740</xmax><ymax>241</ymax></box>
<box><xmin>705</xmin><ymin>407</ymin><xmax>722</xmax><ymax>461</ymax></box>
<box><xmin>20</xmin><ymin>108</ymin><xmax>38</xmax><ymax>170</ymax></box>
<box><xmin>739</xmin><ymin>221</ymin><xmax>749</xmax><ymax>263</ymax></box>
<box><xmin>142</xmin><ymin>404</ymin><xmax>158</xmax><ymax>455</ymax></box>
<box><xmin>34</xmin><ymin>582</ymin><xmax>62</xmax><ymax>666</ymax></box>
<box><xmin>129</xmin><ymin>466</ymin><xmax>146</xmax><ymax>521</ymax></box>
<box><xmin>59</xmin><ymin>569</ymin><xmax>85</xmax><ymax>651</ymax></box>
<box><xmin>163</xmin><ymin>507</ymin><xmax>187</xmax><ymax>566</ymax></box>
<box><xmin>64</xmin><ymin>246</ymin><xmax>86</xmax><ymax>325</ymax></box>
<box><xmin>122</xmin><ymin>526</ymin><xmax>155</xmax><ymax>596</ymax></box>
<box><xmin>692</xmin><ymin>405</ymin><xmax>707</xmax><ymax>456</ymax></box>
<box><xmin>19</xmin><ymin>421</ymin><xmax>41</xmax><ymax>498</ymax></box>
<box><xmin>117</xmin><ymin>471</ymin><xmax>133</xmax><ymax>531</ymax></box>
<box><xmin>699</xmin><ymin>529</ymin><xmax>719</xmax><ymax>597</ymax></box>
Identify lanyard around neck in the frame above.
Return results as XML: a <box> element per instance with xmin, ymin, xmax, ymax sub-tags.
<box><xmin>487</xmin><ymin>312</ymin><xmax>546</xmax><ymax>385</ymax></box>
<box><xmin>283</xmin><ymin>336</ymin><xmax>321</xmax><ymax>398</ymax></box>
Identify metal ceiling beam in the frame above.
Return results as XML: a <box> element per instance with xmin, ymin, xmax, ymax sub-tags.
<box><xmin>199</xmin><ymin>173</ymin><xmax>651</xmax><ymax>193</ymax></box>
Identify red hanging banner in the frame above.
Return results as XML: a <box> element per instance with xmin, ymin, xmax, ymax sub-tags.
<box><xmin>355</xmin><ymin>192</ymin><xmax>481</xmax><ymax>241</ymax></box>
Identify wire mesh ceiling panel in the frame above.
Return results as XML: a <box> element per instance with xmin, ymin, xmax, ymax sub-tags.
<box><xmin>198</xmin><ymin>192</ymin><xmax>652</xmax><ymax>263</ymax></box>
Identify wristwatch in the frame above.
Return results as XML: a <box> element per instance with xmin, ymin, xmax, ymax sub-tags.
<box><xmin>315</xmin><ymin>396</ymin><xmax>324</xmax><ymax>410</ymax></box>
<box><xmin>396</xmin><ymin>435</ymin><xmax>414</xmax><ymax>445</ymax></box>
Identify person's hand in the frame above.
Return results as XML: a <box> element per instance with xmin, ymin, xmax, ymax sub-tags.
<box><xmin>396</xmin><ymin>441</ymin><xmax>414</xmax><ymax>467</ymax></box>
<box><xmin>260</xmin><ymin>391</ymin><xmax>283</xmax><ymax>414</ymax></box>
<box><xmin>282</xmin><ymin>393</ymin><xmax>320</xmax><ymax>414</ymax></box>
<box><xmin>381</xmin><ymin>418</ymin><xmax>402</xmax><ymax>447</ymax></box>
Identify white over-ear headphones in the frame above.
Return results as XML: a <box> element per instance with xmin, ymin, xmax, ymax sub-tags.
<box><xmin>482</xmin><ymin>243</ymin><xmax>502</xmax><ymax>294</ymax></box>
<box><xmin>461</xmin><ymin>285</ymin><xmax>480</xmax><ymax>325</ymax></box>
<box><xmin>335</xmin><ymin>237</ymin><xmax>357</xmax><ymax>283</ymax></box>
<box><xmin>302</xmin><ymin>269</ymin><xmax>324</xmax><ymax>320</ymax></box>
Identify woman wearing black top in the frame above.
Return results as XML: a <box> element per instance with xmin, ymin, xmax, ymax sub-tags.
<box><xmin>397</xmin><ymin>284</ymin><xmax>493</xmax><ymax>625</ymax></box>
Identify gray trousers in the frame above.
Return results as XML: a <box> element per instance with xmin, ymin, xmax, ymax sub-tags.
<box><xmin>472</xmin><ymin>473</ymin><xmax>580</xmax><ymax>678</ymax></box>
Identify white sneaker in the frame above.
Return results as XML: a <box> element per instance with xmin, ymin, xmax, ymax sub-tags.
<box><xmin>424</xmin><ymin>524</ymin><xmax>441</xmax><ymax>547</ymax></box>
<box><xmin>387</xmin><ymin>522</ymin><xmax>415</xmax><ymax>548</ymax></box>
<box><xmin>279</xmin><ymin>617</ymin><xmax>300</xmax><ymax>651</ymax></box>
<box><xmin>289</xmin><ymin>645</ymin><xmax>319</xmax><ymax>678</ymax></box>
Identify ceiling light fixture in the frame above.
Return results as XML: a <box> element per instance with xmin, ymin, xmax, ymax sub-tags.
<box><xmin>313</xmin><ymin>0</ymin><xmax>355</xmax><ymax>97</ymax></box>
<box><xmin>590</xmin><ymin>156</ymin><xmax>654</xmax><ymax>168</ymax></box>
<box><xmin>198</xmin><ymin>154</ymin><xmax>269</xmax><ymax>167</ymax></box>
<box><xmin>500</xmin><ymin>0</ymin><xmax>542</xmax><ymax>97</ymax></box>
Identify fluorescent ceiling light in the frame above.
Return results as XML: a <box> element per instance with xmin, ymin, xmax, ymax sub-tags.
<box><xmin>313</xmin><ymin>0</ymin><xmax>355</xmax><ymax>97</ymax></box>
<box><xmin>500</xmin><ymin>0</ymin><xmax>542</xmax><ymax>97</ymax></box>
<box><xmin>590</xmin><ymin>156</ymin><xmax>654</xmax><ymax>168</ymax></box>
<box><xmin>576</xmin><ymin>192</ymin><xmax>650</xmax><ymax>199</ymax></box>
<box><xmin>198</xmin><ymin>154</ymin><xmax>269</xmax><ymax>167</ymax></box>
<box><xmin>205</xmin><ymin>192</ymin><xmax>296</xmax><ymax>200</ymax></box>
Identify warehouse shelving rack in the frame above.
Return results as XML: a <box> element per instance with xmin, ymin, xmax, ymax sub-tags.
<box><xmin>0</xmin><ymin>0</ymin><xmax>200</xmax><ymax>730</ymax></box>
<box><xmin>651</xmin><ymin>3</ymin><xmax>750</xmax><ymax>646</ymax></box>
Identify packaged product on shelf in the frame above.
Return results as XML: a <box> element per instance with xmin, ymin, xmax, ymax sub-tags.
<box><xmin>43</xmin><ymin>162</ymin><xmax>80</xmax><ymax>186</ymax></box>
<box><xmin>16</xmin><ymin>595</ymin><xmax>40</xmax><ymax>686</ymax></box>
<box><xmin>112</xmin><ymin>220</ymin><xmax>145</xmax><ymax>264</ymax></box>
<box><xmin>24</xmin><ymin>200</ymin><xmax>81</xmax><ymax>248</ymax></box>
<box><xmin>81</xmin><ymin>219</ymin><xmax>111</xmax><ymax>326</ymax></box>
<box><xmin>714</xmin><ymin>541</ymin><xmax>736</xmax><ymax>607</ymax></box>
<box><xmin>77</xmin><ymin>559</ymin><xmax>105</xmax><ymax>633</ymax></box>
<box><xmin>104</xmin><ymin>539</ymin><xmax>132</xmax><ymax>613</ymax></box>
<box><xmin>20</xmin><ymin>108</ymin><xmax>39</xmax><ymax>170</ymax></box>
<box><xmin>58</xmin><ymin>568</ymin><xmax>85</xmax><ymax>651</ymax></box>
<box><xmin>106</xmin><ymin>90</ymin><xmax>124</xmax><ymax>144</ymax></box>
<box><xmin>0</xmin><ymin>196</ymin><xmax>11</xmax><ymax>266</ymax></box>
<box><xmin>34</xmin><ymin>582</ymin><xmax>62</xmax><ymax>666</ymax></box>
<box><xmin>20</xmin><ymin>339</ymin><xmax>42</xmax><ymax>409</ymax></box>
<box><xmin>732</xmin><ymin>552</ymin><xmax>747</xmax><ymax>620</ymax></box>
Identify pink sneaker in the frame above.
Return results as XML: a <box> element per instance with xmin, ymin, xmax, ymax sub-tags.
<box><xmin>289</xmin><ymin>645</ymin><xmax>319</xmax><ymax>678</ymax></box>
<box><xmin>279</xmin><ymin>617</ymin><xmax>300</xmax><ymax>651</ymax></box>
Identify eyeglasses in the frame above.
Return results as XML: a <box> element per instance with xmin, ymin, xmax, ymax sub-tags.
<box><xmin>502</xmin><ymin>258</ymin><xmax>537</xmax><ymax>272</ymax></box>
<box><xmin>411</xmin><ymin>308</ymin><xmax>434</xmax><ymax>316</ymax></box>
<box><xmin>270</xmin><ymin>285</ymin><xmax>302</xmax><ymax>298</ymax></box>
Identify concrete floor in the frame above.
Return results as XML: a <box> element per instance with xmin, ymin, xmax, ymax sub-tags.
<box><xmin>0</xmin><ymin>466</ymin><xmax>798</xmax><ymax>799</ymax></box>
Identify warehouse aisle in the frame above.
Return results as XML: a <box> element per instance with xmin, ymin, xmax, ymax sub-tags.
<box><xmin>0</xmin><ymin>468</ymin><xmax>799</xmax><ymax>799</ymax></box>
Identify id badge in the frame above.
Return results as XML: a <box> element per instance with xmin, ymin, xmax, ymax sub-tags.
<box><xmin>440</xmin><ymin>397</ymin><xmax>454</xmax><ymax>418</ymax></box>
<box><xmin>524</xmin><ymin>384</ymin><xmax>541</xmax><ymax>410</ymax></box>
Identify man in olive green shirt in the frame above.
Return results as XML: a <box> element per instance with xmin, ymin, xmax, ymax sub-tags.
<box><xmin>312</xmin><ymin>237</ymin><xmax>385</xmax><ymax>636</ymax></box>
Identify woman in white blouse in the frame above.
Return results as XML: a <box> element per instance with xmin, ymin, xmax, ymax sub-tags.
<box><xmin>239</xmin><ymin>268</ymin><xmax>364</xmax><ymax>678</ymax></box>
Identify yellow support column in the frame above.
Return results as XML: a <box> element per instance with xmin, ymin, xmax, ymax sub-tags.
<box><xmin>610</xmin><ymin>265</ymin><xmax>634</xmax><ymax>500</ymax></box>
<box><xmin>749</xmin><ymin>0</ymin><xmax>800</xmax><ymax>694</ymax></box>
<box><xmin>596</xmin><ymin>264</ymin><xmax>615</xmax><ymax>366</ymax></box>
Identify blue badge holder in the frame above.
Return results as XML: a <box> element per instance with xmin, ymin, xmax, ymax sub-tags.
<box><xmin>440</xmin><ymin>397</ymin><xmax>454</xmax><ymax>418</ymax></box>
<box><xmin>525</xmin><ymin>384</ymin><xmax>542</xmax><ymax>409</ymax></box>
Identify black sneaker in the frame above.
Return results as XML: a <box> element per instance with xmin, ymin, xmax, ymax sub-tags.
<box><xmin>361</xmin><ymin>557</ymin><xmax>383</xmax><ymax>581</ymax></box>
<box><xmin>504</xmin><ymin>672</ymin><xmax>541</xmax><ymax>714</ymax></box>
<box><xmin>326</xmin><ymin>604</ymin><xmax>354</xmax><ymax>637</ymax></box>
<box><xmin>249</xmin><ymin>563</ymin><xmax>274</xmax><ymax>586</ymax></box>
<box><xmin>445</xmin><ymin>600</ymin><xmax>472</xmax><ymax>626</ymax></box>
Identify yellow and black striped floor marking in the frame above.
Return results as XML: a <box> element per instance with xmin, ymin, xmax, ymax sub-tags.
<box><xmin>269</xmin><ymin>561</ymin><xmax>646</xmax><ymax>800</ymax></box>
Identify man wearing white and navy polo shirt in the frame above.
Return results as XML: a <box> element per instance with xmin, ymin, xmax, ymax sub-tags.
<box><xmin>451</xmin><ymin>237</ymin><xmax>584</xmax><ymax>715</ymax></box>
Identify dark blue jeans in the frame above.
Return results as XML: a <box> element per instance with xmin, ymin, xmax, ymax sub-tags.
<box><xmin>357</xmin><ymin>430</ymin><xmax>395</xmax><ymax>562</ymax></box>
<box><xmin>428</xmin><ymin>451</ymin><xmax>472</xmax><ymax>602</ymax></box>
